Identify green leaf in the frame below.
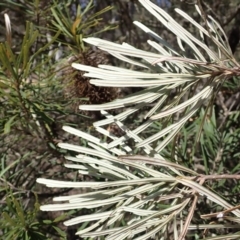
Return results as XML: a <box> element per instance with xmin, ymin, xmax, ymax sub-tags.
<box><xmin>43</xmin><ymin>220</ymin><xmax>52</xmax><ymax>224</ymax></box>
<box><xmin>52</xmin><ymin>226</ymin><xmax>66</xmax><ymax>237</ymax></box>
<box><xmin>0</xmin><ymin>158</ymin><xmax>19</xmax><ymax>178</ymax></box>
<box><xmin>2</xmin><ymin>212</ymin><xmax>16</xmax><ymax>227</ymax></box>
<box><xmin>4</xmin><ymin>115</ymin><xmax>17</xmax><ymax>134</ymax></box>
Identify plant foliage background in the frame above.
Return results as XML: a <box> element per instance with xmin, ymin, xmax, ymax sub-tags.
<box><xmin>1</xmin><ymin>0</ymin><xmax>240</xmax><ymax>239</ymax></box>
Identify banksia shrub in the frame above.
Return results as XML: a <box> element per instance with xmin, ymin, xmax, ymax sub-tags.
<box><xmin>37</xmin><ymin>0</ymin><xmax>240</xmax><ymax>239</ymax></box>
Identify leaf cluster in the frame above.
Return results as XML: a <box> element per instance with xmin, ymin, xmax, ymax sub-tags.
<box><xmin>1</xmin><ymin>0</ymin><xmax>240</xmax><ymax>239</ymax></box>
<box><xmin>0</xmin><ymin>0</ymin><xmax>116</xmax><ymax>239</ymax></box>
<box><xmin>1</xmin><ymin>191</ymin><xmax>66</xmax><ymax>240</ymax></box>
<box><xmin>37</xmin><ymin>0</ymin><xmax>240</xmax><ymax>239</ymax></box>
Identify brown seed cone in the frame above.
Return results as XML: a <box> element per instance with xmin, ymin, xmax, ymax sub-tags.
<box><xmin>63</xmin><ymin>49</ymin><xmax>119</xmax><ymax>120</ymax></box>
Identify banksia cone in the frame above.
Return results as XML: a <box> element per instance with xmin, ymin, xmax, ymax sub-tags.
<box><xmin>63</xmin><ymin>48</ymin><xmax>119</xmax><ymax>119</ymax></box>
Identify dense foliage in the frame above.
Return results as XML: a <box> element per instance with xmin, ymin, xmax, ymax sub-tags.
<box><xmin>1</xmin><ymin>0</ymin><xmax>240</xmax><ymax>239</ymax></box>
